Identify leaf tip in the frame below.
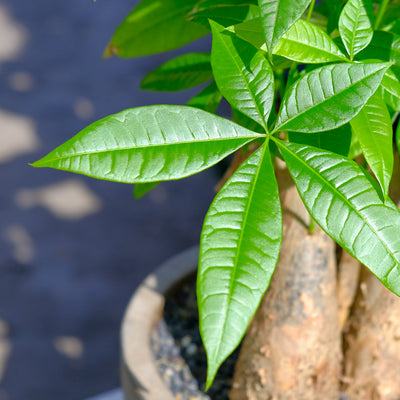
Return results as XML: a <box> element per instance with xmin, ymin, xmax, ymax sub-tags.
<box><xmin>30</xmin><ymin>159</ymin><xmax>44</xmax><ymax>168</ymax></box>
<box><xmin>103</xmin><ymin>43</ymin><xmax>118</xmax><ymax>59</ymax></box>
<box><xmin>205</xmin><ymin>362</ymin><xmax>219</xmax><ymax>391</ymax></box>
<box><xmin>209</xmin><ymin>18</ymin><xmax>224</xmax><ymax>33</ymax></box>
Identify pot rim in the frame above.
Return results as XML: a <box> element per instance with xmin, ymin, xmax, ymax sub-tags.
<box><xmin>120</xmin><ymin>245</ymin><xmax>199</xmax><ymax>400</ymax></box>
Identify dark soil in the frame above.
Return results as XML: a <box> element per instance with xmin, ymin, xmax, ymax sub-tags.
<box><xmin>151</xmin><ymin>276</ymin><xmax>239</xmax><ymax>400</ymax></box>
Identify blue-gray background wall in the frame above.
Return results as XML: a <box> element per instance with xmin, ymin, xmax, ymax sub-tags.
<box><xmin>0</xmin><ymin>1</ymin><xmax>217</xmax><ymax>399</ymax></box>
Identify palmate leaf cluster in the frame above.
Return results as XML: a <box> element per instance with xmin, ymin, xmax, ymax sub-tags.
<box><xmin>33</xmin><ymin>0</ymin><xmax>400</xmax><ymax>388</ymax></box>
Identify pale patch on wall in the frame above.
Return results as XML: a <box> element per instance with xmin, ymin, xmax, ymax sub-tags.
<box><xmin>16</xmin><ymin>179</ymin><xmax>102</xmax><ymax>220</ymax></box>
<box><xmin>4</xmin><ymin>225</ymin><xmax>35</xmax><ymax>264</ymax></box>
<box><xmin>0</xmin><ymin>5</ymin><xmax>27</xmax><ymax>63</ymax></box>
<box><xmin>74</xmin><ymin>97</ymin><xmax>95</xmax><ymax>120</ymax></box>
<box><xmin>0</xmin><ymin>110</ymin><xmax>39</xmax><ymax>163</ymax></box>
<box><xmin>53</xmin><ymin>336</ymin><xmax>84</xmax><ymax>359</ymax></box>
<box><xmin>8</xmin><ymin>71</ymin><xmax>34</xmax><ymax>92</ymax></box>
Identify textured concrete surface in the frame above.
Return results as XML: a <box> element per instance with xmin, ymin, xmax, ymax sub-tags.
<box><xmin>0</xmin><ymin>1</ymin><xmax>216</xmax><ymax>399</ymax></box>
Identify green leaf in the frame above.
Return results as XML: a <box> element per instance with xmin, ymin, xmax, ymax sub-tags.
<box><xmin>134</xmin><ymin>182</ymin><xmax>159</xmax><ymax>199</ymax></box>
<box><xmin>140</xmin><ymin>53</ymin><xmax>212</xmax><ymax>92</ymax></box>
<box><xmin>276</xmin><ymin>140</ymin><xmax>400</xmax><ymax>296</ymax></box>
<box><xmin>187</xmin><ymin>82</ymin><xmax>222</xmax><ymax>113</ymax></box>
<box><xmin>257</xmin><ymin>0</ymin><xmax>312</xmax><ymax>54</ymax></box>
<box><xmin>230</xmin><ymin>18</ymin><xmax>294</xmax><ymax>70</ymax></box>
<box><xmin>339</xmin><ymin>0</ymin><xmax>374</xmax><ymax>60</ymax></box>
<box><xmin>289</xmin><ymin>124</ymin><xmax>352</xmax><ymax>156</ymax></box>
<box><xmin>350</xmin><ymin>93</ymin><xmax>394</xmax><ymax>197</ymax></box>
<box><xmin>104</xmin><ymin>0</ymin><xmax>209</xmax><ymax>58</ymax></box>
<box><xmin>381</xmin><ymin>68</ymin><xmax>400</xmax><ymax>111</ymax></box>
<box><xmin>211</xmin><ymin>21</ymin><xmax>274</xmax><ymax>131</ymax></box>
<box><xmin>198</xmin><ymin>143</ymin><xmax>282</xmax><ymax>388</ymax></box>
<box><xmin>274</xmin><ymin>62</ymin><xmax>391</xmax><ymax>133</ymax></box>
<box><xmin>232</xmin><ymin>108</ymin><xmax>265</xmax><ymax>133</ymax></box>
<box><xmin>273</xmin><ymin>19</ymin><xmax>348</xmax><ymax>63</ymax></box>
<box><xmin>32</xmin><ymin>106</ymin><xmax>263</xmax><ymax>183</ymax></box>
<box><xmin>188</xmin><ymin>0</ymin><xmax>260</xmax><ymax>28</ymax></box>
<box><xmin>232</xmin><ymin>17</ymin><xmax>266</xmax><ymax>49</ymax></box>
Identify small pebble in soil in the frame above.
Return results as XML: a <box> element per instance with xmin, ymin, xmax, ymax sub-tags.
<box><xmin>150</xmin><ymin>277</ymin><xmax>350</xmax><ymax>400</ymax></box>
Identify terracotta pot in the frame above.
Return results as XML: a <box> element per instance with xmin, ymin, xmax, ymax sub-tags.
<box><xmin>120</xmin><ymin>246</ymin><xmax>199</xmax><ymax>400</ymax></box>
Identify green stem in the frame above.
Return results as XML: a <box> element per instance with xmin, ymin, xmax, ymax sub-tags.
<box><xmin>392</xmin><ymin>111</ymin><xmax>399</xmax><ymax>125</ymax></box>
<box><xmin>306</xmin><ymin>0</ymin><xmax>316</xmax><ymax>22</ymax></box>
<box><xmin>374</xmin><ymin>0</ymin><xmax>390</xmax><ymax>30</ymax></box>
<box><xmin>308</xmin><ymin>217</ymin><xmax>315</xmax><ymax>234</ymax></box>
<box><xmin>277</xmin><ymin>70</ymin><xmax>286</xmax><ymax>100</ymax></box>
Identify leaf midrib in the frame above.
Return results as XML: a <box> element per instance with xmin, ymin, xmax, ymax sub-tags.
<box><xmin>34</xmin><ymin>135</ymin><xmax>261</xmax><ymax>166</ymax></box>
<box><xmin>211</xmin><ymin>143</ymin><xmax>267</xmax><ymax>367</ymax></box>
<box><xmin>277</xmin><ymin>140</ymin><xmax>397</xmax><ymax>268</ymax></box>
<box><xmin>215</xmin><ymin>28</ymin><xmax>269</xmax><ymax>131</ymax></box>
<box><xmin>352</xmin><ymin>104</ymin><xmax>390</xmax><ymax>193</ymax></box>
<box><xmin>348</xmin><ymin>2</ymin><xmax>362</xmax><ymax>59</ymax></box>
<box><xmin>273</xmin><ymin>64</ymin><xmax>386</xmax><ymax>132</ymax></box>
<box><xmin>276</xmin><ymin>35</ymin><xmax>347</xmax><ymax>61</ymax></box>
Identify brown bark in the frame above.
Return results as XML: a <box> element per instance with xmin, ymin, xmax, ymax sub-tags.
<box><xmin>337</xmin><ymin>250</ymin><xmax>360</xmax><ymax>330</ymax></box>
<box><xmin>342</xmin><ymin>154</ymin><xmax>400</xmax><ymax>400</ymax></box>
<box><xmin>342</xmin><ymin>267</ymin><xmax>400</xmax><ymax>400</ymax></box>
<box><xmin>230</xmin><ymin>166</ymin><xmax>341</xmax><ymax>400</ymax></box>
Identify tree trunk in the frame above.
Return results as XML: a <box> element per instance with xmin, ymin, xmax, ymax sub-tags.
<box><xmin>337</xmin><ymin>250</ymin><xmax>360</xmax><ymax>330</ymax></box>
<box><xmin>342</xmin><ymin>154</ymin><xmax>400</xmax><ymax>400</ymax></box>
<box><xmin>342</xmin><ymin>267</ymin><xmax>400</xmax><ymax>400</ymax></box>
<box><xmin>230</xmin><ymin>165</ymin><xmax>341</xmax><ymax>400</ymax></box>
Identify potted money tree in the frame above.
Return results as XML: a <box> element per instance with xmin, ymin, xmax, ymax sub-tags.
<box><xmin>33</xmin><ymin>0</ymin><xmax>400</xmax><ymax>398</ymax></box>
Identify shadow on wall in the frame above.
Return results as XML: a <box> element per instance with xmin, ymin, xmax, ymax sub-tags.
<box><xmin>0</xmin><ymin>1</ymin><xmax>216</xmax><ymax>399</ymax></box>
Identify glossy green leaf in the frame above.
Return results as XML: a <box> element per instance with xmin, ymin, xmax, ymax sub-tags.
<box><xmin>339</xmin><ymin>0</ymin><xmax>374</xmax><ymax>59</ymax></box>
<box><xmin>32</xmin><ymin>106</ymin><xmax>263</xmax><ymax>183</ymax></box>
<box><xmin>232</xmin><ymin>17</ymin><xmax>266</xmax><ymax>49</ymax></box>
<box><xmin>274</xmin><ymin>62</ymin><xmax>391</xmax><ymax>133</ymax></box>
<box><xmin>230</xmin><ymin>18</ymin><xmax>293</xmax><ymax>69</ymax></box>
<box><xmin>289</xmin><ymin>124</ymin><xmax>352</xmax><ymax>156</ymax></box>
<box><xmin>198</xmin><ymin>143</ymin><xmax>282</xmax><ymax>388</ymax></box>
<box><xmin>187</xmin><ymin>82</ymin><xmax>222</xmax><ymax>113</ymax></box>
<box><xmin>134</xmin><ymin>182</ymin><xmax>159</xmax><ymax>199</ymax></box>
<box><xmin>350</xmin><ymin>93</ymin><xmax>393</xmax><ymax>197</ymax></box>
<box><xmin>140</xmin><ymin>53</ymin><xmax>212</xmax><ymax>92</ymax></box>
<box><xmin>232</xmin><ymin>108</ymin><xmax>265</xmax><ymax>133</ymax></box>
<box><xmin>104</xmin><ymin>0</ymin><xmax>209</xmax><ymax>58</ymax></box>
<box><xmin>381</xmin><ymin>69</ymin><xmax>400</xmax><ymax>111</ymax></box>
<box><xmin>273</xmin><ymin>19</ymin><xmax>348</xmax><ymax>63</ymax></box>
<box><xmin>211</xmin><ymin>21</ymin><xmax>274</xmax><ymax>131</ymax></box>
<box><xmin>188</xmin><ymin>0</ymin><xmax>260</xmax><ymax>28</ymax></box>
<box><xmin>257</xmin><ymin>0</ymin><xmax>312</xmax><ymax>54</ymax></box>
<box><xmin>276</xmin><ymin>140</ymin><xmax>400</xmax><ymax>295</ymax></box>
